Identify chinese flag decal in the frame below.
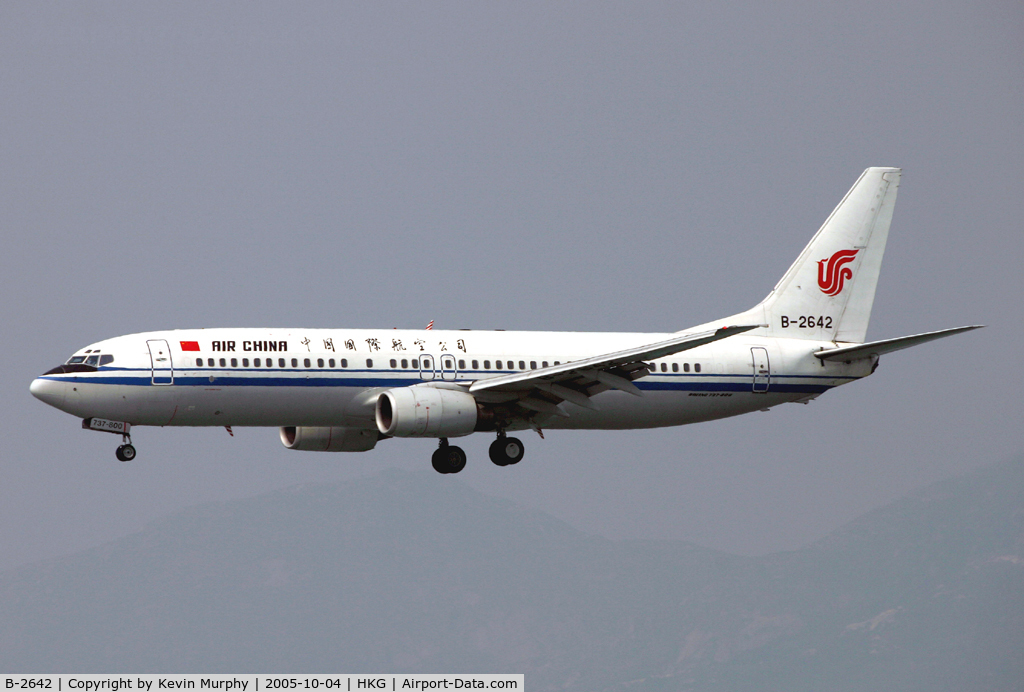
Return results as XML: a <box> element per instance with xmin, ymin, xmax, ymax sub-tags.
<box><xmin>180</xmin><ymin>341</ymin><xmax>200</xmax><ymax>351</ymax></box>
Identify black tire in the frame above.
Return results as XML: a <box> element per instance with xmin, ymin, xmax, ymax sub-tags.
<box><xmin>115</xmin><ymin>446</ymin><xmax>126</xmax><ymax>462</ymax></box>
<box><xmin>489</xmin><ymin>438</ymin><xmax>509</xmax><ymax>466</ymax></box>
<box><xmin>120</xmin><ymin>444</ymin><xmax>136</xmax><ymax>461</ymax></box>
<box><xmin>432</xmin><ymin>445</ymin><xmax>467</xmax><ymax>474</ymax></box>
<box><xmin>448</xmin><ymin>445</ymin><xmax>467</xmax><ymax>474</ymax></box>
<box><xmin>489</xmin><ymin>437</ymin><xmax>525</xmax><ymax>466</ymax></box>
<box><xmin>431</xmin><ymin>447</ymin><xmax>449</xmax><ymax>474</ymax></box>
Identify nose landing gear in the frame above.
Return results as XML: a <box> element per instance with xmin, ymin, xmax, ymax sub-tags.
<box><xmin>115</xmin><ymin>432</ymin><xmax>136</xmax><ymax>462</ymax></box>
<box><xmin>115</xmin><ymin>438</ymin><xmax>136</xmax><ymax>462</ymax></box>
<box><xmin>82</xmin><ymin>418</ymin><xmax>138</xmax><ymax>462</ymax></box>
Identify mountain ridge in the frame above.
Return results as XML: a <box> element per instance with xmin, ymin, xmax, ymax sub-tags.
<box><xmin>2</xmin><ymin>459</ymin><xmax>1021</xmax><ymax>691</ymax></box>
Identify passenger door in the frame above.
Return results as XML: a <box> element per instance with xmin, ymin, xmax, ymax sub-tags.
<box><xmin>147</xmin><ymin>339</ymin><xmax>174</xmax><ymax>385</ymax></box>
<box><xmin>751</xmin><ymin>347</ymin><xmax>770</xmax><ymax>393</ymax></box>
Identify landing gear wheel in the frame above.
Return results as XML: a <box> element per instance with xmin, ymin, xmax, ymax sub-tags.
<box><xmin>489</xmin><ymin>436</ymin><xmax>524</xmax><ymax>466</ymax></box>
<box><xmin>431</xmin><ymin>442</ymin><xmax>467</xmax><ymax>474</ymax></box>
<box><xmin>116</xmin><ymin>444</ymin><xmax>136</xmax><ymax>462</ymax></box>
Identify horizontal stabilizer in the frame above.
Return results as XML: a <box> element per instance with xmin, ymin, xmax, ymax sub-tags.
<box><xmin>814</xmin><ymin>326</ymin><xmax>984</xmax><ymax>362</ymax></box>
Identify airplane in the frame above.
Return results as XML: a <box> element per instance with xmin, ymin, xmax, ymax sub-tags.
<box><xmin>30</xmin><ymin>168</ymin><xmax>981</xmax><ymax>473</ymax></box>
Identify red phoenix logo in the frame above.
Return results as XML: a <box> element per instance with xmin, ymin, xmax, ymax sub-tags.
<box><xmin>817</xmin><ymin>249</ymin><xmax>859</xmax><ymax>296</ymax></box>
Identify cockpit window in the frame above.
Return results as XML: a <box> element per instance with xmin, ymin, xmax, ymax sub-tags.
<box><xmin>85</xmin><ymin>355</ymin><xmax>100</xmax><ymax>366</ymax></box>
<box><xmin>67</xmin><ymin>356</ymin><xmax>86</xmax><ymax>364</ymax></box>
<box><xmin>100</xmin><ymin>354</ymin><xmax>114</xmax><ymax>365</ymax></box>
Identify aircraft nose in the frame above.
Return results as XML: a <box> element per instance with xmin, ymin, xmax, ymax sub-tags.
<box><xmin>30</xmin><ymin>377</ymin><xmax>67</xmax><ymax>408</ymax></box>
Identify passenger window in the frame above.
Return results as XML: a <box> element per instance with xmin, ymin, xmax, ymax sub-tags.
<box><xmin>220</xmin><ymin>358</ymin><xmax>226</xmax><ymax>367</ymax></box>
<box><xmin>304</xmin><ymin>358</ymin><xmax>311</xmax><ymax>368</ymax></box>
<box><xmin>329</xmin><ymin>359</ymin><xmax>335</xmax><ymax>368</ymax></box>
<box><xmin>484</xmin><ymin>360</ymin><xmax>490</xmax><ymax>369</ymax></box>
<box><xmin>401</xmin><ymin>359</ymin><xmax>408</xmax><ymax>368</ymax></box>
<box><xmin>196</xmin><ymin>359</ymin><xmax>203</xmax><ymax>367</ymax></box>
<box><xmin>279</xmin><ymin>358</ymin><xmax>286</xmax><ymax>368</ymax></box>
<box><xmin>265</xmin><ymin>358</ymin><xmax>272</xmax><ymax>368</ymax></box>
<box><xmin>231</xmin><ymin>358</ymin><xmax>238</xmax><ymax>367</ymax></box>
<box><xmin>242</xmin><ymin>358</ymin><xmax>249</xmax><ymax>367</ymax></box>
<box><xmin>410</xmin><ymin>359</ymin><xmax>418</xmax><ymax>368</ymax></box>
<box><xmin>390</xmin><ymin>359</ymin><xmax>397</xmax><ymax>368</ymax></box>
<box><xmin>366</xmin><ymin>359</ymin><xmax>373</xmax><ymax>368</ymax></box>
<box><xmin>660</xmin><ymin>363</ymin><xmax>667</xmax><ymax>372</ymax></box>
<box><xmin>458</xmin><ymin>359</ymin><xmax>465</xmax><ymax>369</ymax></box>
<box><xmin>472</xmin><ymin>360</ymin><xmax>479</xmax><ymax>369</ymax></box>
<box><xmin>291</xmin><ymin>358</ymin><xmax>298</xmax><ymax>367</ymax></box>
<box><xmin>542</xmin><ymin>361</ymin><xmax>549</xmax><ymax>368</ymax></box>
<box><xmin>519</xmin><ymin>360</ymin><xmax>525</xmax><ymax>370</ymax></box>
<box><xmin>100</xmin><ymin>355</ymin><xmax>114</xmax><ymax>366</ymax></box>
<box><xmin>530</xmin><ymin>361</ymin><xmax>537</xmax><ymax>369</ymax></box>
<box><xmin>684</xmin><ymin>363</ymin><xmax>690</xmax><ymax>372</ymax></box>
<box><xmin>86</xmin><ymin>355</ymin><xmax>100</xmax><ymax>366</ymax></box>
<box><xmin>672</xmin><ymin>362</ymin><xmax>679</xmax><ymax>372</ymax></box>
<box><xmin>554</xmin><ymin>361</ymin><xmax>560</xmax><ymax>366</ymax></box>
<box><xmin>695</xmin><ymin>363</ymin><xmax>701</xmax><ymax>373</ymax></box>
<box><xmin>317</xmin><ymin>358</ymin><xmax>324</xmax><ymax>368</ymax></box>
<box><xmin>254</xmin><ymin>358</ymin><xmax>261</xmax><ymax>367</ymax></box>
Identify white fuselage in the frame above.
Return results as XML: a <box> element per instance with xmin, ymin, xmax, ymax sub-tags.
<box><xmin>30</xmin><ymin>327</ymin><xmax>871</xmax><ymax>433</ymax></box>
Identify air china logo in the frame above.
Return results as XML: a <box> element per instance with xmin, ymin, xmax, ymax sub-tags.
<box><xmin>817</xmin><ymin>249</ymin><xmax>859</xmax><ymax>296</ymax></box>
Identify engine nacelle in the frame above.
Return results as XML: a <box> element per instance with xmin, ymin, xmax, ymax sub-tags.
<box><xmin>375</xmin><ymin>386</ymin><xmax>478</xmax><ymax>438</ymax></box>
<box><xmin>279</xmin><ymin>426</ymin><xmax>379</xmax><ymax>452</ymax></box>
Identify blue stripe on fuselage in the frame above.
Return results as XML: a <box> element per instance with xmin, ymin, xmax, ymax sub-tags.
<box><xmin>41</xmin><ymin>370</ymin><xmax>848</xmax><ymax>395</ymax></box>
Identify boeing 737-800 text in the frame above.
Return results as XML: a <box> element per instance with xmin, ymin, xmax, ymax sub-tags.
<box><xmin>30</xmin><ymin>168</ymin><xmax>981</xmax><ymax>473</ymax></box>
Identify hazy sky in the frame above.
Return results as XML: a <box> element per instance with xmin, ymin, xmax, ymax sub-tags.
<box><xmin>2</xmin><ymin>1</ymin><xmax>1021</xmax><ymax>571</ymax></box>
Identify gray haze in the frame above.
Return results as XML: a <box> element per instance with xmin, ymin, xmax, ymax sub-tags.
<box><xmin>1</xmin><ymin>2</ymin><xmax>1022</xmax><ymax>572</ymax></box>
<box><xmin>3</xmin><ymin>461</ymin><xmax>1023</xmax><ymax>689</ymax></box>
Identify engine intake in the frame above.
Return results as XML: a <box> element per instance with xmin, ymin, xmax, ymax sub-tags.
<box><xmin>279</xmin><ymin>426</ymin><xmax>378</xmax><ymax>452</ymax></box>
<box><xmin>376</xmin><ymin>386</ymin><xmax>478</xmax><ymax>438</ymax></box>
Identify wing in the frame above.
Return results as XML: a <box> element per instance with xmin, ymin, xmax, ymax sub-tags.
<box><xmin>467</xmin><ymin>325</ymin><xmax>760</xmax><ymax>417</ymax></box>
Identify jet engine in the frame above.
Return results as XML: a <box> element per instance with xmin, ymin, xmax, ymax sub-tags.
<box><xmin>279</xmin><ymin>426</ymin><xmax>379</xmax><ymax>452</ymax></box>
<box><xmin>375</xmin><ymin>386</ymin><xmax>478</xmax><ymax>438</ymax></box>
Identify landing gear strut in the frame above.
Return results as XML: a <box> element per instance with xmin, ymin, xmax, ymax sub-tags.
<box><xmin>489</xmin><ymin>433</ymin><xmax>525</xmax><ymax>467</ymax></box>
<box><xmin>431</xmin><ymin>438</ymin><xmax>467</xmax><ymax>474</ymax></box>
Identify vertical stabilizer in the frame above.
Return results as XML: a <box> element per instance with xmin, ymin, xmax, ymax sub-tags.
<box><xmin>732</xmin><ymin>167</ymin><xmax>901</xmax><ymax>344</ymax></box>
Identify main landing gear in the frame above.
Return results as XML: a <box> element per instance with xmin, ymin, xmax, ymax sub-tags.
<box><xmin>489</xmin><ymin>433</ymin><xmax>524</xmax><ymax>467</ymax></box>
<box><xmin>429</xmin><ymin>433</ymin><xmax>526</xmax><ymax>474</ymax></box>
<box><xmin>431</xmin><ymin>439</ymin><xmax>467</xmax><ymax>475</ymax></box>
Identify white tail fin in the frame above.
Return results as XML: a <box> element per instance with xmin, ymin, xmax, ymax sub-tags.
<box><xmin>724</xmin><ymin>167</ymin><xmax>901</xmax><ymax>344</ymax></box>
